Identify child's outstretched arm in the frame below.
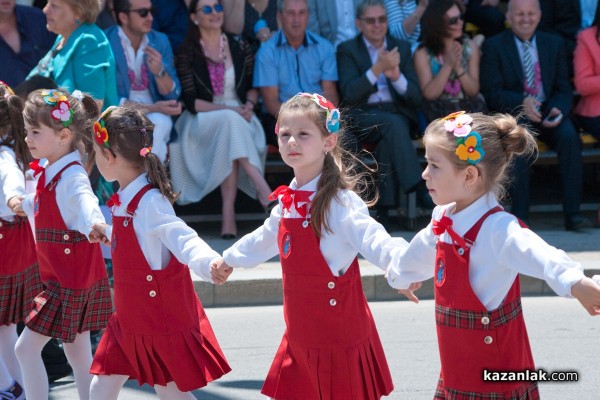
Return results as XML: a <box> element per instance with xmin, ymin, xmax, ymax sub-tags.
<box><xmin>397</xmin><ymin>282</ymin><xmax>423</xmax><ymax>304</ymax></box>
<box><xmin>570</xmin><ymin>276</ymin><xmax>600</xmax><ymax>316</ymax></box>
<box><xmin>90</xmin><ymin>222</ymin><xmax>111</xmax><ymax>246</ymax></box>
<box><xmin>211</xmin><ymin>258</ymin><xmax>233</xmax><ymax>285</ymax></box>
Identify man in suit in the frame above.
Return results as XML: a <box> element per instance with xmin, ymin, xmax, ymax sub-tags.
<box><xmin>480</xmin><ymin>0</ymin><xmax>590</xmax><ymax>230</ymax></box>
<box><xmin>337</xmin><ymin>0</ymin><xmax>426</xmax><ymax>226</ymax></box>
<box><xmin>307</xmin><ymin>0</ymin><xmax>361</xmax><ymax>47</ymax></box>
<box><xmin>106</xmin><ymin>0</ymin><xmax>182</xmax><ymax>163</ymax></box>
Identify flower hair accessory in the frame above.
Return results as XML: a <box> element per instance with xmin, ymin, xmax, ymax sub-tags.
<box><xmin>296</xmin><ymin>93</ymin><xmax>340</xmax><ymax>133</ymax></box>
<box><xmin>41</xmin><ymin>89</ymin><xmax>73</xmax><ymax>128</ymax></box>
<box><xmin>442</xmin><ymin>111</ymin><xmax>485</xmax><ymax>165</ymax></box>
<box><xmin>93</xmin><ymin>106</ymin><xmax>117</xmax><ymax>148</ymax></box>
<box><xmin>139</xmin><ymin>147</ymin><xmax>152</xmax><ymax>157</ymax></box>
<box><xmin>0</xmin><ymin>80</ymin><xmax>14</xmax><ymax>99</ymax></box>
<box><xmin>72</xmin><ymin>90</ymin><xmax>84</xmax><ymax>101</ymax></box>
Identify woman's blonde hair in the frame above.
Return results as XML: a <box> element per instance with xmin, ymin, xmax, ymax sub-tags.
<box><xmin>423</xmin><ymin>112</ymin><xmax>538</xmax><ymax>200</ymax></box>
<box><xmin>61</xmin><ymin>0</ymin><xmax>102</xmax><ymax>24</ymax></box>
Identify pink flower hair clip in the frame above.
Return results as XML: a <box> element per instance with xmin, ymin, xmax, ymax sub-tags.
<box><xmin>441</xmin><ymin>111</ymin><xmax>485</xmax><ymax>165</ymax></box>
<box><xmin>41</xmin><ymin>89</ymin><xmax>73</xmax><ymax>128</ymax></box>
<box><xmin>296</xmin><ymin>93</ymin><xmax>340</xmax><ymax>133</ymax></box>
<box><xmin>139</xmin><ymin>147</ymin><xmax>152</xmax><ymax>157</ymax></box>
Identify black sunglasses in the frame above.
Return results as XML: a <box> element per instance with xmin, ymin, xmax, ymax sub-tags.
<box><xmin>447</xmin><ymin>14</ymin><xmax>464</xmax><ymax>25</ymax></box>
<box><xmin>126</xmin><ymin>7</ymin><xmax>153</xmax><ymax>18</ymax></box>
<box><xmin>198</xmin><ymin>4</ymin><xmax>224</xmax><ymax>14</ymax></box>
<box><xmin>360</xmin><ymin>15</ymin><xmax>388</xmax><ymax>25</ymax></box>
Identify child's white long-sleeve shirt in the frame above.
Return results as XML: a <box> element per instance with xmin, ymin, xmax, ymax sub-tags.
<box><xmin>22</xmin><ymin>151</ymin><xmax>105</xmax><ymax>237</ymax></box>
<box><xmin>105</xmin><ymin>173</ymin><xmax>220</xmax><ymax>283</ymax></box>
<box><xmin>386</xmin><ymin>192</ymin><xmax>585</xmax><ymax>310</ymax></box>
<box><xmin>0</xmin><ymin>146</ymin><xmax>25</xmax><ymax>221</ymax></box>
<box><xmin>224</xmin><ymin>175</ymin><xmax>409</xmax><ymax>276</ymax></box>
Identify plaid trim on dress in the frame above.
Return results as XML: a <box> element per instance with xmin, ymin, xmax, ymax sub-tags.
<box><xmin>25</xmin><ymin>277</ymin><xmax>113</xmax><ymax>343</ymax></box>
<box><xmin>435</xmin><ymin>297</ymin><xmax>522</xmax><ymax>330</ymax></box>
<box><xmin>36</xmin><ymin>228</ymin><xmax>88</xmax><ymax>244</ymax></box>
<box><xmin>0</xmin><ymin>216</ymin><xmax>29</xmax><ymax>230</ymax></box>
<box><xmin>0</xmin><ymin>263</ymin><xmax>42</xmax><ymax>325</ymax></box>
<box><xmin>434</xmin><ymin>376</ymin><xmax>540</xmax><ymax>400</ymax></box>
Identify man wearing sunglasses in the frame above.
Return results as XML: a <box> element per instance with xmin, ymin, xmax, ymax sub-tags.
<box><xmin>481</xmin><ymin>0</ymin><xmax>591</xmax><ymax>231</ymax></box>
<box><xmin>254</xmin><ymin>0</ymin><xmax>339</xmax><ymax>144</ymax></box>
<box><xmin>105</xmin><ymin>0</ymin><xmax>182</xmax><ymax>163</ymax></box>
<box><xmin>337</xmin><ymin>0</ymin><xmax>427</xmax><ymax>228</ymax></box>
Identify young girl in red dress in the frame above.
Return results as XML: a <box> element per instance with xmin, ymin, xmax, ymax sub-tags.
<box><xmin>88</xmin><ymin>106</ymin><xmax>230</xmax><ymax>400</ymax></box>
<box><xmin>387</xmin><ymin>111</ymin><xmax>600</xmax><ymax>399</ymax></box>
<box><xmin>212</xmin><ymin>93</ymin><xmax>406</xmax><ymax>399</ymax></box>
<box><xmin>13</xmin><ymin>89</ymin><xmax>113</xmax><ymax>400</ymax></box>
<box><xmin>0</xmin><ymin>82</ymin><xmax>41</xmax><ymax>400</ymax></box>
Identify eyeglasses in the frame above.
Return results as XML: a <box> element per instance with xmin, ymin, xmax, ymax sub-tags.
<box><xmin>126</xmin><ymin>7</ymin><xmax>153</xmax><ymax>18</ymax></box>
<box><xmin>447</xmin><ymin>14</ymin><xmax>464</xmax><ymax>25</ymax></box>
<box><xmin>198</xmin><ymin>4</ymin><xmax>224</xmax><ymax>14</ymax></box>
<box><xmin>359</xmin><ymin>15</ymin><xmax>388</xmax><ymax>25</ymax></box>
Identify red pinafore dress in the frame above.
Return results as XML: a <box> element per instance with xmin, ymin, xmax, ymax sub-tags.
<box><xmin>262</xmin><ymin>215</ymin><xmax>394</xmax><ymax>400</ymax></box>
<box><xmin>90</xmin><ymin>185</ymin><xmax>231</xmax><ymax>392</ymax></box>
<box><xmin>433</xmin><ymin>207</ymin><xmax>539</xmax><ymax>399</ymax></box>
<box><xmin>0</xmin><ymin>214</ymin><xmax>42</xmax><ymax>326</ymax></box>
<box><xmin>25</xmin><ymin>161</ymin><xmax>113</xmax><ymax>343</ymax></box>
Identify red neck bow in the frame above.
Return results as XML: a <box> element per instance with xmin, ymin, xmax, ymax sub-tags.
<box><xmin>106</xmin><ymin>193</ymin><xmax>121</xmax><ymax>208</ymax></box>
<box><xmin>29</xmin><ymin>159</ymin><xmax>45</xmax><ymax>178</ymax></box>
<box><xmin>268</xmin><ymin>185</ymin><xmax>314</xmax><ymax>218</ymax></box>
<box><xmin>432</xmin><ymin>214</ymin><xmax>467</xmax><ymax>251</ymax></box>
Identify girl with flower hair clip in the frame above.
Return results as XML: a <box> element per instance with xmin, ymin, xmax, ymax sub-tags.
<box><xmin>387</xmin><ymin>111</ymin><xmax>600</xmax><ymax>399</ymax></box>
<box><xmin>88</xmin><ymin>106</ymin><xmax>230</xmax><ymax>400</ymax></box>
<box><xmin>212</xmin><ymin>92</ymin><xmax>410</xmax><ymax>399</ymax></box>
<box><xmin>11</xmin><ymin>88</ymin><xmax>113</xmax><ymax>400</ymax></box>
<box><xmin>0</xmin><ymin>81</ymin><xmax>42</xmax><ymax>400</ymax></box>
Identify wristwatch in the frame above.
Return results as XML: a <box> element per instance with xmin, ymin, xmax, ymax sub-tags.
<box><xmin>154</xmin><ymin>66</ymin><xmax>166</xmax><ymax>78</ymax></box>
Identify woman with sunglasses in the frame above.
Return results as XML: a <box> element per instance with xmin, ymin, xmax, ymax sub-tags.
<box><xmin>27</xmin><ymin>0</ymin><xmax>118</xmax><ymax>111</ymax></box>
<box><xmin>413</xmin><ymin>0</ymin><xmax>486</xmax><ymax>123</ymax></box>
<box><xmin>172</xmin><ymin>0</ymin><xmax>272</xmax><ymax>239</ymax></box>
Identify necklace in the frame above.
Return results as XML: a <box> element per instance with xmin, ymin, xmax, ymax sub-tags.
<box><xmin>200</xmin><ymin>32</ymin><xmax>226</xmax><ymax>63</ymax></box>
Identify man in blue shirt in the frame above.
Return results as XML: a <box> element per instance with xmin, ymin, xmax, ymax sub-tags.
<box><xmin>254</xmin><ymin>0</ymin><xmax>338</xmax><ymax>143</ymax></box>
<box><xmin>0</xmin><ymin>0</ymin><xmax>56</xmax><ymax>87</ymax></box>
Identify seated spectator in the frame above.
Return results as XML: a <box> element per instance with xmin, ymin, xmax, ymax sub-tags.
<box><xmin>222</xmin><ymin>0</ymin><xmax>278</xmax><ymax>49</ymax></box>
<box><xmin>385</xmin><ymin>0</ymin><xmax>428</xmax><ymax>53</ymax></box>
<box><xmin>337</xmin><ymin>0</ymin><xmax>427</xmax><ymax>227</ymax></box>
<box><xmin>307</xmin><ymin>0</ymin><xmax>361</xmax><ymax>47</ymax></box>
<box><xmin>255</xmin><ymin>0</ymin><xmax>338</xmax><ymax>145</ymax></box>
<box><xmin>415</xmin><ymin>0</ymin><xmax>486</xmax><ymax>122</ymax></box>
<box><xmin>96</xmin><ymin>0</ymin><xmax>116</xmax><ymax>29</ymax></box>
<box><xmin>0</xmin><ymin>0</ymin><xmax>56</xmax><ymax>87</ymax></box>
<box><xmin>151</xmin><ymin>0</ymin><xmax>189</xmax><ymax>52</ymax></box>
<box><xmin>481</xmin><ymin>0</ymin><xmax>590</xmax><ymax>230</ymax></box>
<box><xmin>539</xmin><ymin>0</ymin><xmax>598</xmax><ymax>77</ymax></box>
<box><xmin>463</xmin><ymin>0</ymin><xmax>506</xmax><ymax>38</ymax></box>
<box><xmin>105</xmin><ymin>0</ymin><xmax>182</xmax><ymax>163</ymax></box>
<box><xmin>173</xmin><ymin>0</ymin><xmax>272</xmax><ymax>239</ymax></box>
<box><xmin>573</xmin><ymin>8</ymin><xmax>600</xmax><ymax>139</ymax></box>
<box><xmin>27</xmin><ymin>0</ymin><xmax>118</xmax><ymax>110</ymax></box>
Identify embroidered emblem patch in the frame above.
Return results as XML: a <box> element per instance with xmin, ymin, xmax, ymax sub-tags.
<box><xmin>435</xmin><ymin>258</ymin><xmax>446</xmax><ymax>287</ymax></box>
<box><xmin>281</xmin><ymin>232</ymin><xmax>292</xmax><ymax>258</ymax></box>
<box><xmin>33</xmin><ymin>195</ymin><xmax>39</xmax><ymax>217</ymax></box>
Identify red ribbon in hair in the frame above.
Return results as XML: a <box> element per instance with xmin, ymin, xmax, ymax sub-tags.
<box><xmin>268</xmin><ymin>185</ymin><xmax>314</xmax><ymax>218</ymax></box>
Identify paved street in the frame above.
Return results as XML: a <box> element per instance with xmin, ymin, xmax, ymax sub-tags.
<box><xmin>49</xmin><ymin>297</ymin><xmax>599</xmax><ymax>399</ymax></box>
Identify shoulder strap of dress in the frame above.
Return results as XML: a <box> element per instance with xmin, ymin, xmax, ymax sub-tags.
<box><xmin>47</xmin><ymin>161</ymin><xmax>82</xmax><ymax>189</ymax></box>
<box><xmin>463</xmin><ymin>206</ymin><xmax>503</xmax><ymax>244</ymax></box>
<box><xmin>125</xmin><ymin>184</ymin><xmax>154</xmax><ymax>216</ymax></box>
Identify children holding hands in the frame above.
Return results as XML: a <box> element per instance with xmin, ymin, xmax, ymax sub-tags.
<box><xmin>87</xmin><ymin>106</ymin><xmax>230</xmax><ymax>400</ymax></box>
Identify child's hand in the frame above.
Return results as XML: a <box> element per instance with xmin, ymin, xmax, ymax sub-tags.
<box><xmin>211</xmin><ymin>258</ymin><xmax>233</xmax><ymax>285</ymax></box>
<box><xmin>8</xmin><ymin>196</ymin><xmax>26</xmax><ymax>217</ymax></box>
<box><xmin>397</xmin><ymin>282</ymin><xmax>422</xmax><ymax>304</ymax></box>
<box><xmin>89</xmin><ymin>223</ymin><xmax>110</xmax><ymax>246</ymax></box>
<box><xmin>571</xmin><ymin>277</ymin><xmax>600</xmax><ymax>316</ymax></box>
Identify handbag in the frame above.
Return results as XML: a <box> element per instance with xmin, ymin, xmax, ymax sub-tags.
<box><xmin>423</xmin><ymin>93</ymin><xmax>488</xmax><ymax>122</ymax></box>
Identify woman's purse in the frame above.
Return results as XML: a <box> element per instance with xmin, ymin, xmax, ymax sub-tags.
<box><xmin>423</xmin><ymin>93</ymin><xmax>488</xmax><ymax>122</ymax></box>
